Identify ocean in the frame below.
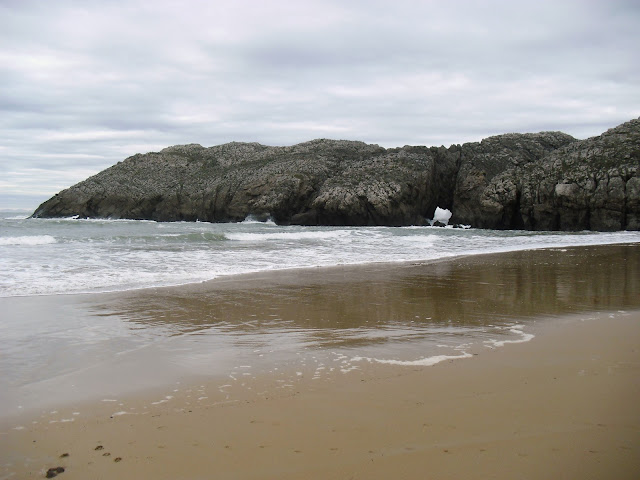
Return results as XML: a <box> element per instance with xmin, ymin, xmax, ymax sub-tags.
<box><xmin>2</xmin><ymin>210</ymin><xmax>640</xmax><ymax>416</ymax></box>
<box><xmin>2</xmin><ymin>211</ymin><xmax>639</xmax><ymax>297</ymax></box>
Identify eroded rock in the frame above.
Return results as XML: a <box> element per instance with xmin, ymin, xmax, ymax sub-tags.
<box><xmin>32</xmin><ymin>118</ymin><xmax>640</xmax><ymax>231</ymax></box>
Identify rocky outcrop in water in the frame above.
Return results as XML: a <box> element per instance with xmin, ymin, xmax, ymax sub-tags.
<box><xmin>452</xmin><ymin>118</ymin><xmax>640</xmax><ymax>231</ymax></box>
<box><xmin>33</xmin><ymin>118</ymin><xmax>640</xmax><ymax>231</ymax></box>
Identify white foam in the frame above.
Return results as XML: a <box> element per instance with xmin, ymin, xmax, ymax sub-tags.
<box><xmin>241</xmin><ymin>215</ymin><xmax>276</xmax><ymax>225</ymax></box>
<box><xmin>401</xmin><ymin>234</ymin><xmax>438</xmax><ymax>245</ymax></box>
<box><xmin>431</xmin><ymin>206</ymin><xmax>453</xmax><ymax>225</ymax></box>
<box><xmin>353</xmin><ymin>352</ymin><xmax>473</xmax><ymax>367</ymax></box>
<box><xmin>0</xmin><ymin>235</ymin><xmax>56</xmax><ymax>246</ymax></box>
<box><xmin>226</xmin><ymin>230</ymin><xmax>348</xmax><ymax>242</ymax></box>
<box><xmin>485</xmin><ymin>326</ymin><xmax>535</xmax><ymax>348</ymax></box>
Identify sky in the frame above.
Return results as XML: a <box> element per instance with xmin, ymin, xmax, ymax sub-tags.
<box><xmin>1</xmin><ymin>0</ymin><xmax>639</xmax><ymax>210</ymax></box>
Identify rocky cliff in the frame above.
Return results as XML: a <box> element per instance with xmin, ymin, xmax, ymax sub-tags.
<box><xmin>33</xmin><ymin>118</ymin><xmax>640</xmax><ymax>231</ymax></box>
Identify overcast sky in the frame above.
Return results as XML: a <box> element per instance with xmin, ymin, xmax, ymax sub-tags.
<box><xmin>1</xmin><ymin>0</ymin><xmax>639</xmax><ymax>210</ymax></box>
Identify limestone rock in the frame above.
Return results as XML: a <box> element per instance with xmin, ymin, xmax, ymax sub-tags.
<box><xmin>517</xmin><ymin>118</ymin><xmax>640</xmax><ymax>231</ymax></box>
<box><xmin>450</xmin><ymin>131</ymin><xmax>577</xmax><ymax>228</ymax></box>
<box><xmin>32</xmin><ymin>118</ymin><xmax>640</xmax><ymax>231</ymax></box>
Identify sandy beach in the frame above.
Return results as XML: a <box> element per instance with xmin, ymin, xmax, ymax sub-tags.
<box><xmin>2</xmin><ymin>245</ymin><xmax>639</xmax><ymax>479</ymax></box>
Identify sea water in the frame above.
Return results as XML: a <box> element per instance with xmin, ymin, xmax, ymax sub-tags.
<box><xmin>2</xmin><ymin>211</ymin><xmax>639</xmax><ymax>297</ymax></box>
<box><xmin>1</xmin><ymin>210</ymin><xmax>640</xmax><ymax>416</ymax></box>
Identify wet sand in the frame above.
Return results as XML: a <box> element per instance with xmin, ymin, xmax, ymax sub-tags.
<box><xmin>2</xmin><ymin>311</ymin><xmax>639</xmax><ymax>479</ymax></box>
<box><xmin>2</xmin><ymin>245</ymin><xmax>640</xmax><ymax>479</ymax></box>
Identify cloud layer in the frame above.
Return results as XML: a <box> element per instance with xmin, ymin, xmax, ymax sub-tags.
<box><xmin>2</xmin><ymin>0</ymin><xmax>639</xmax><ymax>209</ymax></box>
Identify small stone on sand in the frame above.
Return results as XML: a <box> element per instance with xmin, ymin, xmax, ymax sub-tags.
<box><xmin>45</xmin><ymin>466</ymin><xmax>65</xmax><ymax>478</ymax></box>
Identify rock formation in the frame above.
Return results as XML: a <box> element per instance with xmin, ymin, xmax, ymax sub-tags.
<box><xmin>33</xmin><ymin>118</ymin><xmax>640</xmax><ymax>231</ymax></box>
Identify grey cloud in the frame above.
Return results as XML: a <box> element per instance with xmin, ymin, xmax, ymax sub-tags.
<box><xmin>1</xmin><ymin>0</ymin><xmax>639</xmax><ymax>210</ymax></box>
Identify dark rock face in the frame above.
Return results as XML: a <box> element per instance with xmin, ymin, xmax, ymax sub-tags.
<box><xmin>33</xmin><ymin>118</ymin><xmax>640</xmax><ymax>231</ymax></box>
<box><xmin>453</xmin><ymin>118</ymin><xmax>639</xmax><ymax>231</ymax></box>
<box><xmin>33</xmin><ymin>140</ymin><xmax>459</xmax><ymax>226</ymax></box>
<box><xmin>450</xmin><ymin>131</ymin><xmax>577</xmax><ymax>229</ymax></box>
<box><xmin>519</xmin><ymin>119</ymin><xmax>640</xmax><ymax>231</ymax></box>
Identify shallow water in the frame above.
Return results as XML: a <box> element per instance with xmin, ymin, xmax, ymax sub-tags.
<box><xmin>1</xmin><ymin>243</ymin><xmax>638</xmax><ymax>417</ymax></box>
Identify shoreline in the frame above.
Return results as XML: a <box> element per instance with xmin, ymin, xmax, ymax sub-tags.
<box><xmin>87</xmin><ymin>239</ymin><xmax>640</xmax><ymax>302</ymax></box>
<box><xmin>2</xmin><ymin>243</ymin><xmax>640</xmax><ymax>478</ymax></box>
<box><xmin>2</xmin><ymin>309</ymin><xmax>639</xmax><ymax>479</ymax></box>
<box><xmin>2</xmin><ymin>244</ymin><xmax>639</xmax><ymax>416</ymax></box>
<box><xmin>2</xmin><ymin>233</ymin><xmax>639</xmax><ymax>299</ymax></box>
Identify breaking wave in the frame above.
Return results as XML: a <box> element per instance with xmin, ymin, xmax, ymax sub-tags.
<box><xmin>226</xmin><ymin>230</ymin><xmax>349</xmax><ymax>242</ymax></box>
<box><xmin>0</xmin><ymin>235</ymin><xmax>56</xmax><ymax>246</ymax></box>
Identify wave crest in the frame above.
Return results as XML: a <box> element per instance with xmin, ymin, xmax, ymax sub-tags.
<box><xmin>226</xmin><ymin>230</ymin><xmax>348</xmax><ymax>242</ymax></box>
<box><xmin>0</xmin><ymin>235</ymin><xmax>56</xmax><ymax>246</ymax></box>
